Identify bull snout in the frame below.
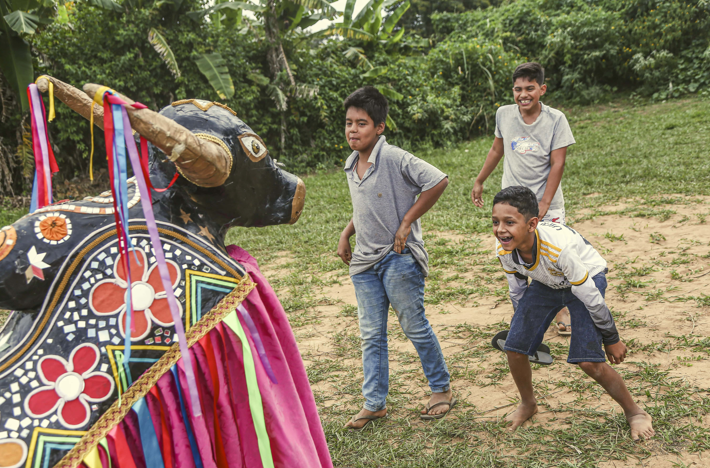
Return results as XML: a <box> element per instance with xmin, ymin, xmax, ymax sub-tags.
<box><xmin>290</xmin><ymin>178</ymin><xmax>306</xmax><ymax>224</ymax></box>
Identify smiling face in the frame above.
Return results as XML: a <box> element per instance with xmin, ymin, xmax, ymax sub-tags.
<box><xmin>513</xmin><ymin>77</ymin><xmax>547</xmax><ymax>113</ymax></box>
<box><xmin>492</xmin><ymin>202</ymin><xmax>538</xmax><ymax>253</ymax></box>
<box><xmin>345</xmin><ymin>107</ymin><xmax>384</xmax><ymax>154</ymax></box>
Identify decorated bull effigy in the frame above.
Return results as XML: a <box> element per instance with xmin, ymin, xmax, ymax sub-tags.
<box><xmin>0</xmin><ymin>76</ymin><xmax>333</xmax><ymax>468</ymax></box>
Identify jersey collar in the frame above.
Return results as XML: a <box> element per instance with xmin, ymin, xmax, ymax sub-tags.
<box><xmin>512</xmin><ymin>229</ymin><xmax>541</xmax><ymax>271</ymax></box>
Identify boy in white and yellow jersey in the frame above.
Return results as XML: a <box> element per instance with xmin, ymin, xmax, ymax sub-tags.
<box><xmin>491</xmin><ymin>186</ymin><xmax>655</xmax><ymax>441</ymax></box>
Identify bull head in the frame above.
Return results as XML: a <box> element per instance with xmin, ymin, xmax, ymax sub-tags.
<box><xmin>37</xmin><ymin>77</ymin><xmax>305</xmax><ymax>235</ymax></box>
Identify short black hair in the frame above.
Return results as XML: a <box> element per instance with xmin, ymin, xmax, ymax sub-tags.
<box><xmin>512</xmin><ymin>62</ymin><xmax>545</xmax><ymax>86</ymax></box>
<box><xmin>343</xmin><ymin>86</ymin><xmax>389</xmax><ymax>127</ymax></box>
<box><xmin>493</xmin><ymin>186</ymin><xmax>539</xmax><ymax>220</ymax></box>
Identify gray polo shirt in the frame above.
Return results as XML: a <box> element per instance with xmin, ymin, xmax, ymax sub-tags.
<box><xmin>495</xmin><ymin>102</ymin><xmax>575</xmax><ymax>210</ymax></box>
<box><xmin>344</xmin><ymin>136</ymin><xmax>447</xmax><ymax>277</ymax></box>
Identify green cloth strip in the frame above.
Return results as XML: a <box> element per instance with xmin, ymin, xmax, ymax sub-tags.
<box><xmin>223</xmin><ymin>310</ymin><xmax>275</xmax><ymax>468</ymax></box>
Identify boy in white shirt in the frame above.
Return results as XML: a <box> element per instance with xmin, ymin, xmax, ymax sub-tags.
<box><xmin>492</xmin><ymin>186</ymin><xmax>655</xmax><ymax>441</ymax></box>
<box><xmin>472</xmin><ymin>62</ymin><xmax>575</xmax><ymax>335</ymax></box>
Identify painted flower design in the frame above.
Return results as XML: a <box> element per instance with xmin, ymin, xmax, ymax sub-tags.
<box><xmin>89</xmin><ymin>248</ymin><xmax>181</xmax><ymax>341</ymax></box>
<box><xmin>24</xmin><ymin>343</ymin><xmax>114</xmax><ymax>429</ymax></box>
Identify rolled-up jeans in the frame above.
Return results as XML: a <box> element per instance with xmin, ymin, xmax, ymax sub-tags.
<box><xmin>351</xmin><ymin>249</ymin><xmax>450</xmax><ymax>412</ymax></box>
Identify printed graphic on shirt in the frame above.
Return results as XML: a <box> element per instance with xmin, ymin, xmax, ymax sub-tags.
<box><xmin>511</xmin><ymin>136</ymin><xmax>541</xmax><ymax>155</ymax></box>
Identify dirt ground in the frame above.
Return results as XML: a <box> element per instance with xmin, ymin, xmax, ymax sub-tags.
<box><xmin>281</xmin><ymin>196</ymin><xmax>710</xmax><ymax>467</ymax></box>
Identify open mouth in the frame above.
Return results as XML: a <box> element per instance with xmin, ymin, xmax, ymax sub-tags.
<box><xmin>519</xmin><ymin>99</ymin><xmax>532</xmax><ymax>106</ymax></box>
<box><xmin>498</xmin><ymin>236</ymin><xmax>513</xmax><ymax>245</ymax></box>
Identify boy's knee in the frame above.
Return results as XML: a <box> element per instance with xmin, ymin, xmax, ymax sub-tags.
<box><xmin>578</xmin><ymin>361</ymin><xmax>605</xmax><ymax>379</ymax></box>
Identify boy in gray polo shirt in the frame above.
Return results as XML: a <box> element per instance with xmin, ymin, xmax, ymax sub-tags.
<box><xmin>471</xmin><ymin>62</ymin><xmax>576</xmax><ymax>335</ymax></box>
<box><xmin>336</xmin><ymin>87</ymin><xmax>454</xmax><ymax>429</ymax></box>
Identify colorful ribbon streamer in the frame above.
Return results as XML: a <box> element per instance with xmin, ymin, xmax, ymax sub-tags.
<box><xmin>27</xmin><ymin>83</ymin><xmax>59</xmax><ymax>213</ymax></box>
<box><xmin>111</xmin><ymin>96</ymin><xmax>202</xmax><ymax>417</ymax></box>
<box><xmin>223</xmin><ymin>310</ymin><xmax>275</xmax><ymax>468</ymax></box>
<box><xmin>237</xmin><ymin>303</ymin><xmax>278</xmax><ymax>385</ymax></box>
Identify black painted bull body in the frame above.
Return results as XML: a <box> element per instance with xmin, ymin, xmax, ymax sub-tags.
<box><xmin>0</xmin><ymin>77</ymin><xmax>305</xmax><ymax>468</ymax></box>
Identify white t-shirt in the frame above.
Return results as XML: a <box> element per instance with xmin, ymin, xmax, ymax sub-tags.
<box><xmin>497</xmin><ymin>222</ymin><xmax>619</xmax><ymax>345</ymax></box>
<box><xmin>495</xmin><ymin>103</ymin><xmax>576</xmax><ymax>211</ymax></box>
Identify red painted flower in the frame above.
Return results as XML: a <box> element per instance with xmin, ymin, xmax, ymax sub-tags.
<box><xmin>24</xmin><ymin>343</ymin><xmax>114</xmax><ymax>429</ymax></box>
<box><xmin>89</xmin><ymin>249</ymin><xmax>181</xmax><ymax>341</ymax></box>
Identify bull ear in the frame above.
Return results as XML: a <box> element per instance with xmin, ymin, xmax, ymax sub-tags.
<box><xmin>83</xmin><ymin>83</ymin><xmax>231</xmax><ymax>188</ymax></box>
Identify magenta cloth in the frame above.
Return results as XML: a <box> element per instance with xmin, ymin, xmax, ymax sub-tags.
<box><xmin>226</xmin><ymin>245</ymin><xmax>333</xmax><ymax>468</ymax></box>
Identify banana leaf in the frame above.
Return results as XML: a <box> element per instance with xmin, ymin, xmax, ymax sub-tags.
<box><xmin>194</xmin><ymin>53</ymin><xmax>234</xmax><ymax>100</ymax></box>
<box><xmin>148</xmin><ymin>28</ymin><xmax>180</xmax><ymax>78</ymax></box>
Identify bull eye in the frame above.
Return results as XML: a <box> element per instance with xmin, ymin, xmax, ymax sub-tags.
<box><xmin>238</xmin><ymin>133</ymin><xmax>268</xmax><ymax>162</ymax></box>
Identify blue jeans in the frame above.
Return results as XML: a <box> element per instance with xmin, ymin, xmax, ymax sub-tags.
<box><xmin>351</xmin><ymin>249</ymin><xmax>450</xmax><ymax>412</ymax></box>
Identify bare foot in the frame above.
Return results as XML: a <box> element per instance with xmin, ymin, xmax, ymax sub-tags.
<box><xmin>421</xmin><ymin>388</ymin><xmax>453</xmax><ymax>416</ymax></box>
<box><xmin>627</xmin><ymin>410</ymin><xmax>655</xmax><ymax>441</ymax></box>
<box><xmin>505</xmin><ymin>402</ymin><xmax>538</xmax><ymax>431</ymax></box>
<box><xmin>344</xmin><ymin>408</ymin><xmax>387</xmax><ymax>429</ymax></box>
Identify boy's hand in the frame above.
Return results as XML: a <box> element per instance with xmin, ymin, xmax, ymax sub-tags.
<box><xmin>471</xmin><ymin>180</ymin><xmax>484</xmax><ymax>207</ymax></box>
<box><xmin>605</xmin><ymin>341</ymin><xmax>627</xmax><ymax>364</ymax></box>
<box><xmin>394</xmin><ymin>220</ymin><xmax>411</xmax><ymax>253</ymax></box>
<box><xmin>337</xmin><ymin>236</ymin><xmax>352</xmax><ymax>265</ymax></box>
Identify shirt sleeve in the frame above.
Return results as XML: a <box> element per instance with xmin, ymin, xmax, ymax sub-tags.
<box><xmin>499</xmin><ymin>257</ymin><xmax>527</xmax><ymax>311</ymax></box>
<box><xmin>550</xmin><ymin>114</ymin><xmax>576</xmax><ymax>151</ymax></box>
<box><xmin>494</xmin><ymin>107</ymin><xmax>503</xmax><ymax>138</ymax></box>
<box><xmin>558</xmin><ymin>247</ymin><xmax>619</xmax><ymax>345</ymax></box>
<box><xmin>400</xmin><ymin>152</ymin><xmax>447</xmax><ymax>192</ymax></box>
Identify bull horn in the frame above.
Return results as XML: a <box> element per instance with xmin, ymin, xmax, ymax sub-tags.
<box><xmin>36</xmin><ymin>76</ymin><xmax>105</xmax><ymax>130</ymax></box>
<box><xmin>83</xmin><ymin>83</ymin><xmax>231</xmax><ymax>187</ymax></box>
<box><xmin>36</xmin><ymin>76</ymin><xmax>230</xmax><ymax>187</ymax></box>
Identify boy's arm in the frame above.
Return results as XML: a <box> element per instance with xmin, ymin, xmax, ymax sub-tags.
<box><xmin>471</xmin><ymin>137</ymin><xmax>504</xmax><ymax>207</ymax></box>
<box><xmin>394</xmin><ymin>178</ymin><xmax>448</xmax><ymax>253</ymax></box>
<box><xmin>559</xmin><ymin>248</ymin><xmax>620</xmax><ymax>346</ymax></box>
<box><xmin>337</xmin><ymin>219</ymin><xmax>355</xmax><ymax>265</ymax></box>
<box><xmin>538</xmin><ymin>146</ymin><xmax>567</xmax><ymax>219</ymax></box>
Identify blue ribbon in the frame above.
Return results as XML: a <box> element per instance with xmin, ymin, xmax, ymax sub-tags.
<box><xmin>111</xmin><ymin>103</ymin><xmax>135</xmax><ymax>379</ymax></box>
<box><xmin>171</xmin><ymin>366</ymin><xmax>204</xmax><ymax>468</ymax></box>
<box><xmin>133</xmin><ymin>397</ymin><xmax>166</xmax><ymax>468</ymax></box>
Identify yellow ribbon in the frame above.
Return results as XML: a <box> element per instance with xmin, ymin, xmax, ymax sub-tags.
<box><xmin>82</xmin><ymin>445</ymin><xmax>102</xmax><ymax>468</ymax></box>
<box><xmin>89</xmin><ymin>86</ymin><xmax>111</xmax><ymax>181</ymax></box>
<box><xmin>35</xmin><ymin>75</ymin><xmax>55</xmax><ymax>121</ymax></box>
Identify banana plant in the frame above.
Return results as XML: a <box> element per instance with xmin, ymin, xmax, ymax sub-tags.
<box><xmin>324</xmin><ymin>0</ymin><xmax>409</xmax><ymax>44</ymax></box>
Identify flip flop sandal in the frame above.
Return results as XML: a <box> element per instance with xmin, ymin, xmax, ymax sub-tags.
<box><xmin>420</xmin><ymin>398</ymin><xmax>457</xmax><ymax>420</ymax></box>
<box><xmin>556</xmin><ymin>322</ymin><xmax>572</xmax><ymax>336</ymax></box>
<box><xmin>491</xmin><ymin>330</ymin><xmax>553</xmax><ymax>366</ymax></box>
<box><xmin>347</xmin><ymin>414</ymin><xmax>386</xmax><ymax>430</ymax></box>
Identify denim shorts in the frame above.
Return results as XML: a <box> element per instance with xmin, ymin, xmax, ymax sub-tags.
<box><xmin>504</xmin><ymin>272</ymin><xmax>608</xmax><ymax>363</ymax></box>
